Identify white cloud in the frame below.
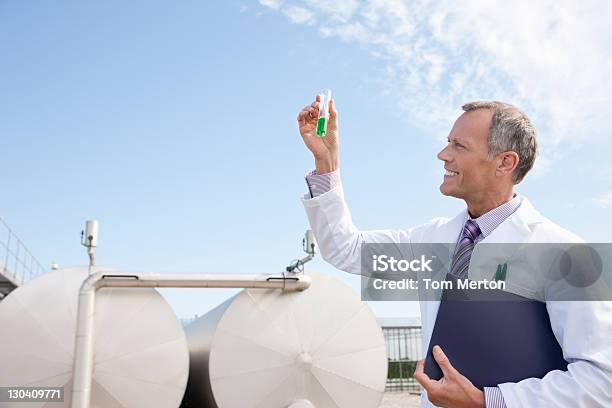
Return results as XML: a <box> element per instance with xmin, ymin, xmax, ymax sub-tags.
<box><xmin>282</xmin><ymin>6</ymin><xmax>315</xmax><ymax>24</ymax></box>
<box><xmin>594</xmin><ymin>192</ymin><xmax>612</xmax><ymax>208</ymax></box>
<box><xmin>303</xmin><ymin>0</ymin><xmax>359</xmax><ymax>23</ymax></box>
<box><xmin>256</xmin><ymin>0</ymin><xmax>612</xmax><ymax>154</ymax></box>
<box><xmin>258</xmin><ymin>0</ymin><xmax>282</xmax><ymax>10</ymax></box>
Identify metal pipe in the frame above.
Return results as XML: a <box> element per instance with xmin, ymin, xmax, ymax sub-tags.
<box><xmin>70</xmin><ymin>271</ymin><xmax>311</xmax><ymax>408</ymax></box>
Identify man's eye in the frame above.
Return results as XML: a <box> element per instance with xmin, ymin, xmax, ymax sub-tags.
<box><xmin>447</xmin><ymin>139</ymin><xmax>465</xmax><ymax>149</ymax></box>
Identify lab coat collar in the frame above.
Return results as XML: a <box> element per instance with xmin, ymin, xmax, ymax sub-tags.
<box><xmin>480</xmin><ymin>195</ymin><xmax>545</xmax><ymax>244</ymax></box>
<box><xmin>423</xmin><ymin>195</ymin><xmax>545</xmax><ymax>273</ymax></box>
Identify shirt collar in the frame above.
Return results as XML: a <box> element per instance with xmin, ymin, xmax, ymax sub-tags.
<box><xmin>468</xmin><ymin>193</ymin><xmax>521</xmax><ymax>237</ymax></box>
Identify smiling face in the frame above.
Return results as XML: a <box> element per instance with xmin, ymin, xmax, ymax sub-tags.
<box><xmin>437</xmin><ymin>109</ymin><xmax>500</xmax><ymax>203</ymax></box>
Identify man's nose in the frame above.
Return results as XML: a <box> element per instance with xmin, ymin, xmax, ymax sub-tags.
<box><xmin>437</xmin><ymin>145</ymin><xmax>451</xmax><ymax>162</ymax></box>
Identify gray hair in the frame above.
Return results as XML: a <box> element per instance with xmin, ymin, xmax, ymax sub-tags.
<box><xmin>462</xmin><ymin>101</ymin><xmax>537</xmax><ymax>184</ymax></box>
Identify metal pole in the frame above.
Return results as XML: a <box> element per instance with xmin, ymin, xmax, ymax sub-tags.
<box><xmin>70</xmin><ymin>272</ymin><xmax>311</xmax><ymax>408</ymax></box>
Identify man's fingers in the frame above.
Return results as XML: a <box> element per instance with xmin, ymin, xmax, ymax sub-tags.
<box><xmin>298</xmin><ymin>94</ymin><xmax>334</xmax><ymax>125</ymax></box>
<box><xmin>297</xmin><ymin>108</ymin><xmax>309</xmax><ymax>124</ymax></box>
<box><xmin>329</xmin><ymin>98</ymin><xmax>337</xmax><ymax>119</ymax></box>
<box><xmin>311</xmin><ymin>93</ymin><xmax>323</xmax><ymax>112</ymax></box>
<box><xmin>414</xmin><ymin>359</ymin><xmax>425</xmax><ymax>376</ymax></box>
<box><xmin>414</xmin><ymin>360</ymin><xmax>437</xmax><ymax>391</ymax></box>
<box><xmin>298</xmin><ymin>104</ymin><xmax>316</xmax><ymax>123</ymax></box>
<box><xmin>433</xmin><ymin>345</ymin><xmax>456</xmax><ymax>378</ymax></box>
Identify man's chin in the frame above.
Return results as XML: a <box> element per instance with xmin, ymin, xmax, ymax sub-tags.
<box><xmin>439</xmin><ymin>183</ymin><xmax>450</xmax><ymax>196</ymax></box>
<box><xmin>439</xmin><ymin>184</ymin><xmax>461</xmax><ymax>199</ymax></box>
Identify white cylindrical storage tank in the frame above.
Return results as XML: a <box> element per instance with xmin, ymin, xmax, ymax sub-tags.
<box><xmin>0</xmin><ymin>266</ymin><xmax>189</xmax><ymax>408</ymax></box>
<box><xmin>182</xmin><ymin>271</ymin><xmax>387</xmax><ymax>408</ymax></box>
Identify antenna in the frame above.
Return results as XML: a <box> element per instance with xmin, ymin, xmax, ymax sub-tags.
<box><xmin>81</xmin><ymin>220</ymin><xmax>99</xmax><ymax>272</ymax></box>
<box><xmin>285</xmin><ymin>230</ymin><xmax>316</xmax><ymax>273</ymax></box>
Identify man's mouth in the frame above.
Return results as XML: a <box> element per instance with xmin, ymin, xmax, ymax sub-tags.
<box><xmin>444</xmin><ymin>169</ymin><xmax>459</xmax><ymax>177</ymax></box>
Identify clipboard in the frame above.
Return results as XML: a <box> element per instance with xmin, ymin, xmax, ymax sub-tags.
<box><xmin>424</xmin><ymin>275</ymin><xmax>568</xmax><ymax>389</ymax></box>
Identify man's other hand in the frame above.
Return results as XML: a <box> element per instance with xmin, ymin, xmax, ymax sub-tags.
<box><xmin>414</xmin><ymin>345</ymin><xmax>486</xmax><ymax>408</ymax></box>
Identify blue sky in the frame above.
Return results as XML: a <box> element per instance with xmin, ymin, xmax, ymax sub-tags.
<box><xmin>1</xmin><ymin>0</ymin><xmax>611</xmax><ymax>319</ymax></box>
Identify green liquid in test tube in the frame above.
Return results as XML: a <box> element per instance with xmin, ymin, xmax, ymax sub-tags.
<box><xmin>316</xmin><ymin>117</ymin><xmax>327</xmax><ymax>137</ymax></box>
<box><xmin>316</xmin><ymin>89</ymin><xmax>332</xmax><ymax>137</ymax></box>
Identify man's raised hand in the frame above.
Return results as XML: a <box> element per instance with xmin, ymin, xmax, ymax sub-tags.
<box><xmin>297</xmin><ymin>94</ymin><xmax>339</xmax><ymax>174</ymax></box>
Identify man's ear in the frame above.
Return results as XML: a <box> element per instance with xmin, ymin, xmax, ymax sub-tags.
<box><xmin>496</xmin><ymin>151</ymin><xmax>519</xmax><ymax>177</ymax></box>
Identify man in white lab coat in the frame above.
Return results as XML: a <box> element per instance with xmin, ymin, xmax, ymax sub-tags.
<box><xmin>296</xmin><ymin>97</ymin><xmax>612</xmax><ymax>407</ymax></box>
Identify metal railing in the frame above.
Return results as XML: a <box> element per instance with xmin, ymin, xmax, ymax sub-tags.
<box><xmin>0</xmin><ymin>216</ymin><xmax>46</xmax><ymax>286</ymax></box>
<box><xmin>383</xmin><ymin>325</ymin><xmax>422</xmax><ymax>393</ymax></box>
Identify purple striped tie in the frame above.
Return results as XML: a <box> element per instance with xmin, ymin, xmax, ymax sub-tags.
<box><xmin>449</xmin><ymin>219</ymin><xmax>482</xmax><ymax>279</ymax></box>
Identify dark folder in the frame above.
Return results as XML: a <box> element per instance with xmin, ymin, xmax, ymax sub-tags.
<box><xmin>424</xmin><ymin>278</ymin><xmax>568</xmax><ymax>390</ymax></box>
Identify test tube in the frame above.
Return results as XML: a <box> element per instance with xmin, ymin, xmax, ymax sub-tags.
<box><xmin>316</xmin><ymin>89</ymin><xmax>332</xmax><ymax>137</ymax></box>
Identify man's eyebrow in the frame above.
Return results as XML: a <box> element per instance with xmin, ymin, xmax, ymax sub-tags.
<box><xmin>447</xmin><ymin>136</ymin><xmax>470</xmax><ymax>146</ymax></box>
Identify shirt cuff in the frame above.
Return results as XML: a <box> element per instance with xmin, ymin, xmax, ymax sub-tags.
<box><xmin>304</xmin><ymin>168</ymin><xmax>340</xmax><ymax>198</ymax></box>
<box><xmin>484</xmin><ymin>387</ymin><xmax>507</xmax><ymax>408</ymax></box>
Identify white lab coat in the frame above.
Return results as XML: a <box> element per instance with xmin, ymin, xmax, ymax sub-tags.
<box><xmin>301</xmin><ymin>182</ymin><xmax>612</xmax><ymax>407</ymax></box>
